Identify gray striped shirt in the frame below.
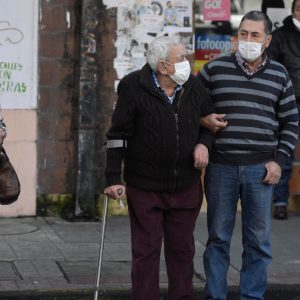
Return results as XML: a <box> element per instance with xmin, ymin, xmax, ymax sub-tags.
<box><xmin>198</xmin><ymin>54</ymin><xmax>299</xmax><ymax>167</ymax></box>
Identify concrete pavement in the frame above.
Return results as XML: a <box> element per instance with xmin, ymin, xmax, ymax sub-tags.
<box><xmin>0</xmin><ymin>211</ymin><xmax>299</xmax><ymax>299</ymax></box>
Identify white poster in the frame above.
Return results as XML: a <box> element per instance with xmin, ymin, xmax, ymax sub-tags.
<box><xmin>163</xmin><ymin>0</ymin><xmax>193</xmax><ymax>33</ymax></box>
<box><xmin>0</xmin><ymin>0</ymin><xmax>38</xmax><ymax>109</ymax></box>
<box><xmin>105</xmin><ymin>0</ymin><xmax>193</xmax><ymax>80</ymax></box>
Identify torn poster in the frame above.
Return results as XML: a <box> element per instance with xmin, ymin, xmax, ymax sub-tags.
<box><xmin>111</xmin><ymin>0</ymin><xmax>193</xmax><ymax>81</ymax></box>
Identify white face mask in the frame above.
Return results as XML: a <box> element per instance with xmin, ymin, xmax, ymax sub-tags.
<box><xmin>168</xmin><ymin>60</ymin><xmax>191</xmax><ymax>86</ymax></box>
<box><xmin>293</xmin><ymin>17</ymin><xmax>300</xmax><ymax>30</ymax></box>
<box><xmin>238</xmin><ymin>40</ymin><xmax>264</xmax><ymax>62</ymax></box>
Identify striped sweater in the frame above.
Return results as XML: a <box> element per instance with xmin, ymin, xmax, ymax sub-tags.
<box><xmin>199</xmin><ymin>53</ymin><xmax>299</xmax><ymax>168</ymax></box>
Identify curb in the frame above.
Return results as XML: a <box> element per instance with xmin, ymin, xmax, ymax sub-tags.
<box><xmin>0</xmin><ymin>285</ymin><xmax>299</xmax><ymax>300</ymax></box>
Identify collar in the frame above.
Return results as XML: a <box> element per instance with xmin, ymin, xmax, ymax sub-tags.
<box><xmin>235</xmin><ymin>51</ymin><xmax>267</xmax><ymax>76</ymax></box>
<box><xmin>151</xmin><ymin>71</ymin><xmax>182</xmax><ymax>104</ymax></box>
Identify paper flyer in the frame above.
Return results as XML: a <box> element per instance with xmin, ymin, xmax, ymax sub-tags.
<box><xmin>103</xmin><ymin>0</ymin><xmax>193</xmax><ymax>80</ymax></box>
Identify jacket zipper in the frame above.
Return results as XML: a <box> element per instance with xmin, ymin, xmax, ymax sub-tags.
<box><xmin>174</xmin><ymin>88</ymin><xmax>184</xmax><ymax>188</ymax></box>
<box><xmin>174</xmin><ymin>89</ymin><xmax>185</xmax><ymax>189</ymax></box>
<box><xmin>174</xmin><ymin>112</ymin><xmax>179</xmax><ymax>189</ymax></box>
<box><xmin>150</xmin><ymin>87</ymin><xmax>185</xmax><ymax>190</ymax></box>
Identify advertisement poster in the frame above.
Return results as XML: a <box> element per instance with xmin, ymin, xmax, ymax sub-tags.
<box><xmin>104</xmin><ymin>0</ymin><xmax>193</xmax><ymax>81</ymax></box>
<box><xmin>194</xmin><ymin>33</ymin><xmax>237</xmax><ymax>75</ymax></box>
<box><xmin>163</xmin><ymin>0</ymin><xmax>193</xmax><ymax>33</ymax></box>
<box><xmin>202</xmin><ymin>0</ymin><xmax>231</xmax><ymax>21</ymax></box>
<box><xmin>0</xmin><ymin>0</ymin><xmax>38</xmax><ymax>109</ymax></box>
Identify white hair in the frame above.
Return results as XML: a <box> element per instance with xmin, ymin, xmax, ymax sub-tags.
<box><xmin>146</xmin><ymin>36</ymin><xmax>183</xmax><ymax>72</ymax></box>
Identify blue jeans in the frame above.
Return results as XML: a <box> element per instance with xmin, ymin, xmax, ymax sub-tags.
<box><xmin>273</xmin><ymin>102</ymin><xmax>300</xmax><ymax>206</ymax></box>
<box><xmin>273</xmin><ymin>99</ymin><xmax>300</xmax><ymax>206</ymax></box>
<box><xmin>273</xmin><ymin>153</ymin><xmax>294</xmax><ymax>206</ymax></box>
<box><xmin>203</xmin><ymin>163</ymin><xmax>274</xmax><ymax>300</ymax></box>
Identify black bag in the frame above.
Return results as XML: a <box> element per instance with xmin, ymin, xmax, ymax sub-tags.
<box><xmin>0</xmin><ymin>146</ymin><xmax>21</xmax><ymax>205</ymax></box>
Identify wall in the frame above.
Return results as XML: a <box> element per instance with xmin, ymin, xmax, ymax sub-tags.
<box><xmin>0</xmin><ymin>111</ymin><xmax>37</xmax><ymax>216</ymax></box>
<box><xmin>38</xmin><ymin>0</ymin><xmax>117</xmax><ymax>216</ymax></box>
<box><xmin>38</xmin><ymin>0</ymin><xmax>79</xmax><ymax>198</ymax></box>
<box><xmin>95</xmin><ymin>5</ymin><xmax>118</xmax><ymax>194</ymax></box>
<box><xmin>0</xmin><ymin>0</ymin><xmax>38</xmax><ymax>216</ymax></box>
<box><xmin>2</xmin><ymin>0</ymin><xmax>299</xmax><ymax>217</ymax></box>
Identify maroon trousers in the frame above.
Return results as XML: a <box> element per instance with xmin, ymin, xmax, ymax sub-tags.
<box><xmin>126</xmin><ymin>181</ymin><xmax>203</xmax><ymax>300</ymax></box>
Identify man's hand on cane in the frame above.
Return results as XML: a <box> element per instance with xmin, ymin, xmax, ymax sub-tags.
<box><xmin>104</xmin><ymin>185</ymin><xmax>126</xmax><ymax>200</ymax></box>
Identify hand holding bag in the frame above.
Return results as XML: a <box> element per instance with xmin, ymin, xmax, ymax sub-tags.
<box><xmin>0</xmin><ymin>146</ymin><xmax>21</xmax><ymax>205</ymax></box>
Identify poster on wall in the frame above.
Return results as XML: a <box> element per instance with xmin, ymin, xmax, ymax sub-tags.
<box><xmin>202</xmin><ymin>0</ymin><xmax>231</xmax><ymax>21</ymax></box>
<box><xmin>104</xmin><ymin>0</ymin><xmax>193</xmax><ymax>81</ymax></box>
<box><xmin>194</xmin><ymin>33</ymin><xmax>237</xmax><ymax>75</ymax></box>
<box><xmin>0</xmin><ymin>0</ymin><xmax>38</xmax><ymax>109</ymax></box>
<box><xmin>163</xmin><ymin>0</ymin><xmax>193</xmax><ymax>33</ymax></box>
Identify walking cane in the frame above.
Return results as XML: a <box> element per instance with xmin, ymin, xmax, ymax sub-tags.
<box><xmin>94</xmin><ymin>194</ymin><xmax>109</xmax><ymax>300</ymax></box>
<box><xmin>94</xmin><ymin>188</ymin><xmax>124</xmax><ymax>300</ymax></box>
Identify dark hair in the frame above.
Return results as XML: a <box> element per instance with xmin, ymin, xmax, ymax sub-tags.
<box><xmin>292</xmin><ymin>0</ymin><xmax>297</xmax><ymax>12</ymax></box>
<box><xmin>240</xmin><ymin>11</ymin><xmax>273</xmax><ymax>35</ymax></box>
<box><xmin>261</xmin><ymin>0</ymin><xmax>284</xmax><ymax>14</ymax></box>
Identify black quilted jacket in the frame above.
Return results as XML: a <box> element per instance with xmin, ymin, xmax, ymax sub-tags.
<box><xmin>105</xmin><ymin>64</ymin><xmax>214</xmax><ymax>192</ymax></box>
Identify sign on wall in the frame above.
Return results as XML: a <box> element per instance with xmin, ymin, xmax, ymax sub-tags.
<box><xmin>194</xmin><ymin>33</ymin><xmax>237</xmax><ymax>74</ymax></box>
<box><xmin>0</xmin><ymin>0</ymin><xmax>38</xmax><ymax>109</ymax></box>
<box><xmin>202</xmin><ymin>0</ymin><xmax>231</xmax><ymax>21</ymax></box>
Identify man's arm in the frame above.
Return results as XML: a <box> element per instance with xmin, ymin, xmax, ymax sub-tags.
<box><xmin>104</xmin><ymin>184</ymin><xmax>126</xmax><ymax>200</ymax></box>
<box><xmin>194</xmin><ymin>75</ymin><xmax>217</xmax><ymax>150</ymax></box>
<box><xmin>200</xmin><ymin>113</ymin><xmax>228</xmax><ymax>132</ymax></box>
<box><xmin>193</xmin><ymin>143</ymin><xmax>208</xmax><ymax>169</ymax></box>
<box><xmin>273</xmin><ymin>74</ymin><xmax>299</xmax><ymax>168</ymax></box>
<box><xmin>265</xmin><ymin>30</ymin><xmax>295</xmax><ymax>185</ymax></box>
<box><xmin>104</xmin><ymin>79</ymin><xmax>136</xmax><ymax>197</ymax></box>
<box><xmin>197</xmin><ymin>64</ymin><xmax>228</xmax><ymax>133</ymax></box>
<box><xmin>263</xmin><ymin>161</ymin><xmax>282</xmax><ymax>185</ymax></box>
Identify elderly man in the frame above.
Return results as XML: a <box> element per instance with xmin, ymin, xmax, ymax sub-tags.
<box><xmin>104</xmin><ymin>36</ymin><xmax>215</xmax><ymax>300</ymax></box>
<box><xmin>198</xmin><ymin>11</ymin><xmax>299</xmax><ymax>300</ymax></box>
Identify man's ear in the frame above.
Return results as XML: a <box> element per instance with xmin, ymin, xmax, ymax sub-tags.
<box><xmin>265</xmin><ymin>34</ymin><xmax>272</xmax><ymax>48</ymax></box>
<box><xmin>157</xmin><ymin>61</ymin><xmax>168</xmax><ymax>75</ymax></box>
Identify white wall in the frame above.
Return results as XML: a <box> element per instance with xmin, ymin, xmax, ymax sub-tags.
<box><xmin>0</xmin><ymin>0</ymin><xmax>38</xmax><ymax>216</ymax></box>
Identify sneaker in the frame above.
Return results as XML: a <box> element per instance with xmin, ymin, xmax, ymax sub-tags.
<box><xmin>273</xmin><ymin>205</ymin><xmax>288</xmax><ymax>220</ymax></box>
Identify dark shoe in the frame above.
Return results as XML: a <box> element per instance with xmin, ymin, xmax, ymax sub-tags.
<box><xmin>273</xmin><ymin>205</ymin><xmax>288</xmax><ymax>220</ymax></box>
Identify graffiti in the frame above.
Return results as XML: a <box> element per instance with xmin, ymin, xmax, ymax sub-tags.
<box><xmin>0</xmin><ymin>21</ymin><xmax>24</xmax><ymax>46</ymax></box>
<box><xmin>0</xmin><ymin>0</ymin><xmax>38</xmax><ymax>109</ymax></box>
<box><xmin>0</xmin><ymin>61</ymin><xmax>27</xmax><ymax>93</ymax></box>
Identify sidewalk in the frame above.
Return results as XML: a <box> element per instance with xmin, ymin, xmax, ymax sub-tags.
<box><xmin>0</xmin><ymin>212</ymin><xmax>299</xmax><ymax>299</ymax></box>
